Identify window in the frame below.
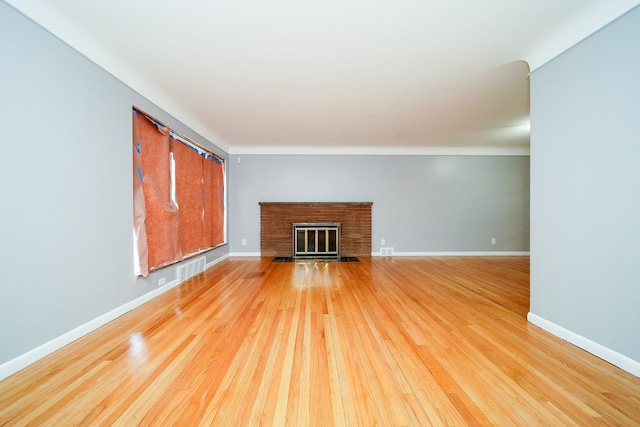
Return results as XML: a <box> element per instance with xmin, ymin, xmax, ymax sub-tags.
<box><xmin>132</xmin><ymin>108</ymin><xmax>225</xmax><ymax>277</ymax></box>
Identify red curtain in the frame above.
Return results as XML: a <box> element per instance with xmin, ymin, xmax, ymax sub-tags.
<box><xmin>132</xmin><ymin>111</ymin><xmax>182</xmax><ymax>276</ymax></box>
<box><xmin>211</xmin><ymin>158</ymin><xmax>225</xmax><ymax>246</ymax></box>
<box><xmin>202</xmin><ymin>156</ymin><xmax>225</xmax><ymax>249</ymax></box>
<box><xmin>133</xmin><ymin>109</ymin><xmax>225</xmax><ymax>276</ymax></box>
<box><xmin>172</xmin><ymin>138</ymin><xmax>204</xmax><ymax>257</ymax></box>
<box><xmin>202</xmin><ymin>157</ymin><xmax>215</xmax><ymax>250</ymax></box>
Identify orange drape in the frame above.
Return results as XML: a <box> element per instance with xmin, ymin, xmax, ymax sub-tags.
<box><xmin>202</xmin><ymin>156</ymin><xmax>225</xmax><ymax>248</ymax></box>
<box><xmin>172</xmin><ymin>138</ymin><xmax>204</xmax><ymax>257</ymax></box>
<box><xmin>202</xmin><ymin>158</ymin><xmax>215</xmax><ymax>250</ymax></box>
<box><xmin>133</xmin><ymin>109</ymin><xmax>225</xmax><ymax>275</ymax></box>
<box><xmin>132</xmin><ymin>111</ymin><xmax>182</xmax><ymax>276</ymax></box>
<box><xmin>211</xmin><ymin>158</ymin><xmax>225</xmax><ymax>246</ymax></box>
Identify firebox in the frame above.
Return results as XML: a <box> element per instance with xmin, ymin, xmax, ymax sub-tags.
<box><xmin>293</xmin><ymin>223</ymin><xmax>340</xmax><ymax>258</ymax></box>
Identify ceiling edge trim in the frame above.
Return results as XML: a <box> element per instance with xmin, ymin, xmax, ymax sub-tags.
<box><xmin>228</xmin><ymin>146</ymin><xmax>530</xmax><ymax>156</ymax></box>
<box><xmin>4</xmin><ymin>0</ymin><xmax>231</xmax><ymax>153</ymax></box>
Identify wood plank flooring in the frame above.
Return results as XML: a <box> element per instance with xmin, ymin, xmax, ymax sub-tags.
<box><xmin>1</xmin><ymin>257</ymin><xmax>639</xmax><ymax>425</ymax></box>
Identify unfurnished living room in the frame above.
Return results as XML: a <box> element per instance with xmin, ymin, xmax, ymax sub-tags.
<box><xmin>1</xmin><ymin>0</ymin><xmax>640</xmax><ymax>425</ymax></box>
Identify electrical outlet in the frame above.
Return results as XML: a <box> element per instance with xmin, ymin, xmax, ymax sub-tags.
<box><xmin>241</xmin><ymin>239</ymin><xmax>247</xmax><ymax>246</ymax></box>
<box><xmin>491</xmin><ymin>238</ymin><xmax>496</xmax><ymax>245</ymax></box>
<box><xmin>381</xmin><ymin>238</ymin><xmax>386</xmax><ymax>245</ymax></box>
<box><xmin>158</xmin><ymin>277</ymin><xmax>166</xmax><ymax>286</ymax></box>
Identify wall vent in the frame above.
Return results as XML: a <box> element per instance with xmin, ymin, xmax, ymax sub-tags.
<box><xmin>380</xmin><ymin>247</ymin><xmax>394</xmax><ymax>256</ymax></box>
<box><xmin>177</xmin><ymin>256</ymin><xmax>206</xmax><ymax>283</ymax></box>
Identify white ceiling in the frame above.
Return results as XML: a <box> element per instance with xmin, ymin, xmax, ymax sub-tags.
<box><xmin>6</xmin><ymin>0</ymin><xmax>640</xmax><ymax>154</ymax></box>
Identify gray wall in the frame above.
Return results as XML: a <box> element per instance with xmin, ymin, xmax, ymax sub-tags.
<box><xmin>228</xmin><ymin>155</ymin><xmax>530</xmax><ymax>254</ymax></box>
<box><xmin>530</xmin><ymin>6</ymin><xmax>640</xmax><ymax>363</ymax></box>
<box><xmin>0</xmin><ymin>3</ymin><xmax>228</xmax><ymax>367</ymax></box>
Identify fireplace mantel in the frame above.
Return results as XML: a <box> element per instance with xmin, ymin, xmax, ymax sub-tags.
<box><xmin>259</xmin><ymin>202</ymin><xmax>372</xmax><ymax>257</ymax></box>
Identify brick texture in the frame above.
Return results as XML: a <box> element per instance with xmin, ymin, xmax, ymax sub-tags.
<box><xmin>259</xmin><ymin>202</ymin><xmax>373</xmax><ymax>257</ymax></box>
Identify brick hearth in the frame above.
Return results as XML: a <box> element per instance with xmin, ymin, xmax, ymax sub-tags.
<box><xmin>259</xmin><ymin>202</ymin><xmax>372</xmax><ymax>257</ymax></box>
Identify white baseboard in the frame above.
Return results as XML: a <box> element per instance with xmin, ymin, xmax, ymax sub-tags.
<box><xmin>229</xmin><ymin>251</ymin><xmax>530</xmax><ymax>258</ymax></box>
<box><xmin>0</xmin><ymin>254</ymin><xmax>230</xmax><ymax>382</ymax></box>
<box><xmin>229</xmin><ymin>252</ymin><xmax>262</xmax><ymax>257</ymax></box>
<box><xmin>371</xmin><ymin>251</ymin><xmax>530</xmax><ymax>257</ymax></box>
<box><xmin>206</xmin><ymin>253</ymin><xmax>230</xmax><ymax>269</ymax></box>
<box><xmin>527</xmin><ymin>312</ymin><xmax>640</xmax><ymax>378</ymax></box>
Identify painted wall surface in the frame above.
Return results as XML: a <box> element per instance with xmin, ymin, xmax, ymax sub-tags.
<box><xmin>0</xmin><ymin>3</ymin><xmax>228</xmax><ymax>367</ymax></box>
<box><xmin>530</xmin><ymin>6</ymin><xmax>640</xmax><ymax>362</ymax></box>
<box><xmin>228</xmin><ymin>155</ymin><xmax>530</xmax><ymax>254</ymax></box>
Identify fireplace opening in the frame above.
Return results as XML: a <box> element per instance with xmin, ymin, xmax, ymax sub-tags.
<box><xmin>293</xmin><ymin>223</ymin><xmax>340</xmax><ymax>258</ymax></box>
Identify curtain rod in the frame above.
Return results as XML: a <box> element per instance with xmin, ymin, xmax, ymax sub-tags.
<box><xmin>133</xmin><ymin>106</ymin><xmax>224</xmax><ymax>163</ymax></box>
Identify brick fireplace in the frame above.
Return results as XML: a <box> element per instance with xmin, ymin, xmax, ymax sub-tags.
<box><xmin>259</xmin><ymin>202</ymin><xmax>372</xmax><ymax>257</ymax></box>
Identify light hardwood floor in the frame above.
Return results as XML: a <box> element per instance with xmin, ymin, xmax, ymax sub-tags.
<box><xmin>1</xmin><ymin>257</ymin><xmax>639</xmax><ymax>426</ymax></box>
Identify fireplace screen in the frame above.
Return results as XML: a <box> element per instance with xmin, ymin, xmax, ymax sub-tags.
<box><xmin>293</xmin><ymin>223</ymin><xmax>340</xmax><ymax>258</ymax></box>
